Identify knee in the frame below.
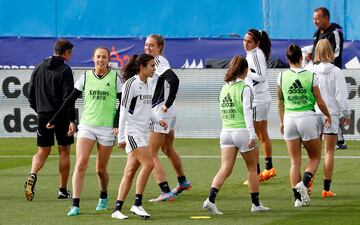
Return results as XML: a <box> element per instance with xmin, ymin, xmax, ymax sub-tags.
<box><xmin>161</xmin><ymin>147</ymin><xmax>171</xmax><ymax>156</ymax></box>
<box><xmin>124</xmin><ymin>166</ymin><xmax>138</xmax><ymax>178</ymax></box>
<box><xmin>144</xmin><ymin>161</ymin><xmax>154</xmax><ymax>171</ymax></box>
<box><xmin>75</xmin><ymin>160</ymin><xmax>88</xmax><ymax>174</ymax></box>
<box><xmin>96</xmin><ymin>167</ymin><xmax>107</xmax><ymax>177</ymax></box>
<box><xmin>59</xmin><ymin>150</ymin><xmax>70</xmax><ymax>159</ymax></box>
<box><xmin>219</xmin><ymin>166</ymin><xmax>233</xmax><ymax>178</ymax></box>
<box><xmin>37</xmin><ymin>149</ymin><xmax>51</xmax><ymax>158</ymax></box>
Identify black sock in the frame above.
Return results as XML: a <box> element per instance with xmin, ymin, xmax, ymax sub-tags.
<box><xmin>100</xmin><ymin>191</ymin><xmax>108</xmax><ymax>199</ymax></box>
<box><xmin>30</xmin><ymin>173</ymin><xmax>37</xmax><ymax>183</ymax></box>
<box><xmin>302</xmin><ymin>172</ymin><xmax>313</xmax><ymax>188</ymax></box>
<box><xmin>265</xmin><ymin>157</ymin><xmax>273</xmax><ymax>170</ymax></box>
<box><xmin>134</xmin><ymin>194</ymin><xmax>143</xmax><ymax>206</ymax></box>
<box><xmin>257</xmin><ymin>163</ymin><xmax>261</xmax><ymax>175</ymax></box>
<box><xmin>293</xmin><ymin>188</ymin><xmax>301</xmax><ymax>200</ymax></box>
<box><xmin>250</xmin><ymin>192</ymin><xmax>260</xmax><ymax>206</ymax></box>
<box><xmin>72</xmin><ymin>198</ymin><xmax>80</xmax><ymax>208</ymax></box>
<box><xmin>208</xmin><ymin>187</ymin><xmax>219</xmax><ymax>203</ymax></box>
<box><xmin>324</xmin><ymin>179</ymin><xmax>332</xmax><ymax>191</ymax></box>
<box><xmin>114</xmin><ymin>200</ymin><xmax>124</xmax><ymax>211</ymax></box>
<box><xmin>59</xmin><ymin>187</ymin><xmax>67</xmax><ymax>194</ymax></box>
<box><xmin>177</xmin><ymin>176</ymin><xmax>186</xmax><ymax>184</ymax></box>
<box><xmin>159</xmin><ymin>182</ymin><xmax>171</xmax><ymax>193</ymax></box>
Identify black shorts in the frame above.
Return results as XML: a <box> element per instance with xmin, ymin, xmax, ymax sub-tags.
<box><xmin>37</xmin><ymin>113</ymin><xmax>74</xmax><ymax>147</ymax></box>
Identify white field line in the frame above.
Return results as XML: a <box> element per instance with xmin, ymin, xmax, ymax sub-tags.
<box><xmin>1</xmin><ymin>155</ymin><xmax>360</xmax><ymax>159</ymax></box>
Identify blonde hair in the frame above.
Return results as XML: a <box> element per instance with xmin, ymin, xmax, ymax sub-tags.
<box><xmin>147</xmin><ymin>34</ymin><xmax>165</xmax><ymax>55</ymax></box>
<box><xmin>313</xmin><ymin>39</ymin><xmax>334</xmax><ymax>63</ymax></box>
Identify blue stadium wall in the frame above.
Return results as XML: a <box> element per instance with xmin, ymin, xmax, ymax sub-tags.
<box><xmin>1</xmin><ymin>0</ymin><xmax>360</xmax><ymax>69</ymax></box>
<box><xmin>1</xmin><ymin>0</ymin><xmax>360</xmax><ymax>39</ymax></box>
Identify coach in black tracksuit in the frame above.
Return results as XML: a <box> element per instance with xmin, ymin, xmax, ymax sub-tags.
<box><xmin>24</xmin><ymin>39</ymin><xmax>76</xmax><ymax>201</ymax></box>
<box><xmin>311</xmin><ymin>7</ymin><xmax>344</xmax><ymax>69</ymax></box>
<box><xmin>311</xmin><ymin>7</ymin><xmax>346</xmax><ymax>149</ymax></box>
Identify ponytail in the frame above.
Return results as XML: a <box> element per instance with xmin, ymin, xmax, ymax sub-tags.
<box><xmin>123</xmin><ymin>55</ymin><xmax>138</xmax><ymax>80</ymax></box>
<box><xmin>247</xmin><ymin>29</ymin><xmax>272</xmax><ymax>61</ymax></box>
<box><xmin>259</xmin><ymin>30</ymin><xmax>271</xmax><ymax>61</ymax></box>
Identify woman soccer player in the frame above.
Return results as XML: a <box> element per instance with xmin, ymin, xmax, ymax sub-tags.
<box><xmin>203</xmin><ymin>55</ymin><xmax>270</xmax><ymax>215</ymax></box>
<box><xmin>306</xmin><ymin>39</ymin><xmax>350</xmax><ymax>197</ymax></box>
<box><xmin>144</xmin><ymin>34</ymin><xmax>191</xmax><ymax>202</ymax></box>
<box><xmin>111</xmin><ymin>54</ymin><xmax>168</xmax><ymax>220</ymax></box>
<box><xmin>277</xmin><ymin>44</ymin><xmax>331</xmax><ymax>207</ymax></box>
<box><xmin>243</xmin><ymin>29</ymin><xmax>276</xmax><ymax>183</ymax></box>
<box><xmin>47</xmin><ymin>47</ymin><xmax>123</xmax><ymax>216</ymax></box>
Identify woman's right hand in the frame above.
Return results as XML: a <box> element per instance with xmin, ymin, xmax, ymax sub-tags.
<box><xmin>280</xmin><ymin>122</ymin><xmax>284</xmax><ymax>135</ymax></box>
<box><xmin>325</xmin><ymin>116</ymin><xmax>331</xmax><ymax>128</ymax></box>
<box><xmin>118</xmin><ymin>141</ymin><xmax>126</xmax><ymax>150</ymax></box>
<box><xmin>46</xmin><ymin>123</ymin><xmax>55</xmax><ymax>129</ymax></box>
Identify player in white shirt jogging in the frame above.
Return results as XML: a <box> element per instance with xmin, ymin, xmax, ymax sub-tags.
<box><xmin>243</xmin><ymin>29</ymin><xmax>276</xmax><ymax>184</ymax></box>
<box><xmin>305</xmin><ymin>39</ymin><xmax>350</xmax><ymax>197</ymax></box>
<box><xmin>144</xmin><ymin>34</ymin><xmax>192</xmax><ymax>202</ymax></box>
<box><xmin>111</xmin><ymin>54</ymin><xmax>168</xmax><ymax>220</ymax></box>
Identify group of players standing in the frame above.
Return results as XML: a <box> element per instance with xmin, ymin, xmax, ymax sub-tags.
<box><xmin>202</xmin><ymin>7</ymin><xmax>350</xmax><ymax>215</ymax></box>
<box><xmin>24</xmin><ymin>6</ymin><xmax>350</xmax><ymax>220</ymax></box>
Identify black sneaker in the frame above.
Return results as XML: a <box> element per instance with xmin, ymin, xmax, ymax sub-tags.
<box><xmin>58</xmin><ymin>190</ymin><xmax>72</xmax><ymax>199</ymax></box>
<box><xmin>336</xmin><ymin>143</ymin><xmax>347</xmax><ymax>150</ymax></box>
<box><xmin>24</xmin><ymin>174</ymin><xmax>37</xmax><ymax>201</ymax></box>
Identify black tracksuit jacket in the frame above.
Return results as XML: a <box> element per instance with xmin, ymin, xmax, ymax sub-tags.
<box><xmin>28</xmin><ymin>56</ymin><xmax>75</xmax><ymax>121</ymax></box>
<box><xmin>311</xmin><ymin>23</ymin><xmax>344</xmax><ymax>68</ymax></box>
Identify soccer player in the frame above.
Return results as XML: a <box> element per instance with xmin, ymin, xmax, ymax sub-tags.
<box><xmin>111</xmin><ymin>54</ymin><xmax>168</xmax><ymax>220</ymax></box>
<box><xmin>306</xmin><ymin>39</ymin><xmax>350</xmax><ymax>197</ymax></box>
<box><xmin>144</xmin><ymin>34</ymin><xmax>192</xmax><ymax>202</ymax></box>
<box><xmin>243</xmin><ymin>29</ymin><xmax>276</xmax><ymax>183</ymax></box>
<box><xmin>309</xmin><ymin>7</ymin><xmax>346</xmax><ymax>150</ymax></box>
<box><xmin>25</xmin><ymin>39</ymin><xmax>75</xmax><ymax>201</ymax></box>
<box><xmin>47</xmin><ymin>47</ymin><xmax>123</xmax><ymax>216</ymax></box>
<box><xmin>277</xmin><ymin>44</ymin><xmax>331</xmax><ymax>207</ymax></box>
<box><xmin>203</xmin><ymin>55</ymin><xmax>270</xmax><ymax>215</ymax></box>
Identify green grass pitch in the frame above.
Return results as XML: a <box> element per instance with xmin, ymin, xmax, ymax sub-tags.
<box><xmin>0</xmin><ymin>138</ymin><xmax>359</xmax><ymax>225</ymax></box>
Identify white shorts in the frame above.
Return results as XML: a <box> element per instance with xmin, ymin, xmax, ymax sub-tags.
<box><xmin>219</xmin><ymin>129</ymin><xmax>255</xmax><ymax>153</ymax></box>
<box><xmin>149</xmin><ymin>117</ymin><xmax>176</xmax><ymax>134</ymax></box>
<box><xmin>77</xmin><ymin>124</ymin><xmax>115</xmax><ymax>146</ymax></box>
<box><xmin>125</xmin><ymin>134</ymin><xmax>149</xmax><ymax>153</ymax></box>
<box><xmin>283</xmin><ymin>115</ymin><xmax>321</xmax><ymax>141</ymax></box>
<box><xmin>253</xmin><ymin>103</ymin><xmax>271</xmax><ymax>121</ymax></box>
<box><xmin>319</xmin><ymin>115</ymin><xmax>339</xmax><ymax>135</ymax></box>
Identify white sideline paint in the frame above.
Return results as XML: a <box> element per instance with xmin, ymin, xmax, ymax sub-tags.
<box><xmin>1</xmin><ymin>155</ymin><xmax>360</xmax><ymax>159</ymax></box>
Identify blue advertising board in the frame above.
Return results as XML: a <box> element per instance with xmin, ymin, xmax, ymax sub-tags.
<box><xmin>1</xmin><ymin>37</ymin><xmax>360</xmax><ymax>69</ymax></box>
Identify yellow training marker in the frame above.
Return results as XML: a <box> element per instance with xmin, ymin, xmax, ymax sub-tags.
<box><xmin>190</xmin><ymin>216</ymin><xmax>211</xmax><ymax>219</ymax></box>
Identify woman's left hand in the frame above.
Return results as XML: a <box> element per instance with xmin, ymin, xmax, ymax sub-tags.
<box><xmin>161</xmin><ymin>105</ymin><xmax>168</xmax><ymax>113</ymax></box>
<box><xmin>247</xmin><ymin>138</ymin><xmax>256</xmax><ymax>149</ymax></box>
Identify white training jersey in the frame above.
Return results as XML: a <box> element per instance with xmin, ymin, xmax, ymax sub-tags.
<box><xmin>305</xmin><ymin>62</ymin><xmax>350</xmax><ymax>117</ymax></box>
<box><xmin>148</xmin><ymin>55</ymin><xmax>179</xmax><ymax>118</ymax></box>
<box><xmin>118</xmin><ymin>75</ymin><xmax>160</xmax><ymax>142</ymax></box>
<box><xmin>245</xmin><ymin>47</ymin><xmax>272</xmax><ymax>106</ymax></box>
